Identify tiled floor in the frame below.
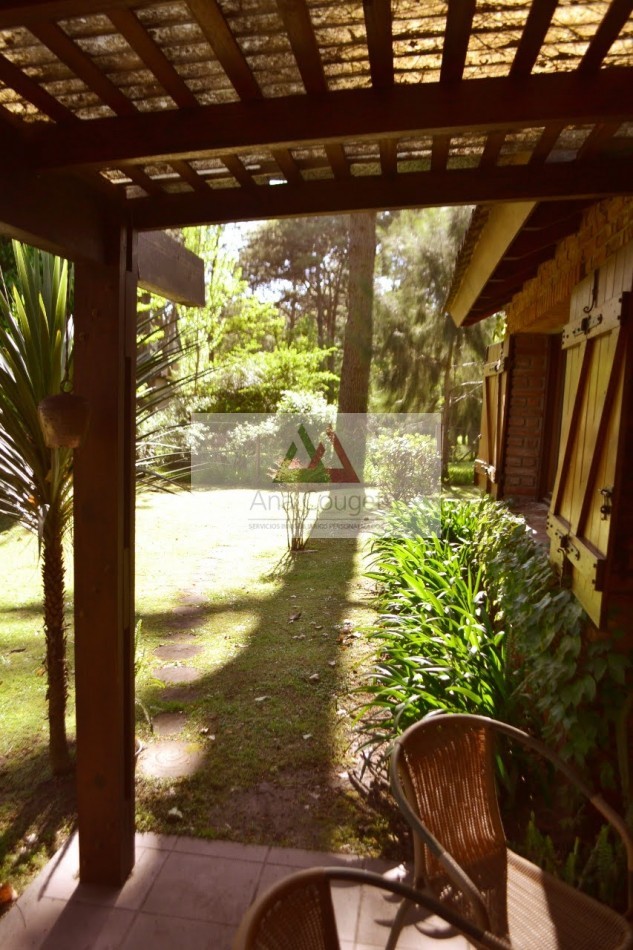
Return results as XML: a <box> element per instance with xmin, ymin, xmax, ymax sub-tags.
<box><xmin>0</xmin><ymin>833</ymin><xmax>473</xmax><ymax>949</ymax></box>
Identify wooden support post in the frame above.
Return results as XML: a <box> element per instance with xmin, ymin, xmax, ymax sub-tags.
<box><xmin>73</xmin><ymin>222</ymin><xmax>137</xmax><ymax>885</ymax></box>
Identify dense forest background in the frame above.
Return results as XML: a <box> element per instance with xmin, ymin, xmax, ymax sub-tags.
<box><xmin>1</xmin><ymin>208</ymin><xmax>500</xmax><ymax>477</ymax></box>
<box><xmin>135</xmin><ymin>208</ymin><xmax>498</xmax><ymax>470</ymax></box>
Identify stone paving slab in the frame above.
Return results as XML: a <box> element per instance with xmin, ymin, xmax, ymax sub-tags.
<box><xmin>0</xmin><ymin>833</ymin><xmax>473</xmax><ymax>950</ymax></box>
<box><xmin>138</xmin><ymin>740</ymin><xmax>205</xmax><ymax>779</ymax></box>
<box><xmin>151</xmin><ymin>711</ymin><xmax>187</xmax><ymax>737</ymax></box>
<box><xmin>153</xmin><ymin>642</ymin><xmax>203</xmax><ymax>661</ymax></box>
<box><xmin>153</xmin><ymin>665</ymin><xmax>203</xmax><ymax>685</ymax></box>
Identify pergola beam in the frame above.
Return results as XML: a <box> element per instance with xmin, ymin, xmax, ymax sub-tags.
<box><xmin>131</xmin><ymin>158</ymin><xmax>633</xmax><ymax>230</ymax></box>
<box><xmin>0</xmin><ymin>0</ymin><xmax>154</xmax><ymax>25</ymax></box>
<box><xmin>137</xmin><ymin>231</ymin><xmax>205</xmax><ymax>306</ymax></box>
<box><xmin>0</xmin><ymin>165</ymin><xmax>109</xmax><ymax>263</ymax></box>
<box><xmin>448</xmin><ymin>203</ymin><xmax>535</xmax><ymax>326</ymax></box>
<box><xmin>29</xmin><ymin>69</ymin><xmax>633</xmax><ymax>172</ymax></box>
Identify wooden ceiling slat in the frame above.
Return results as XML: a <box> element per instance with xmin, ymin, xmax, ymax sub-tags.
<box><xmin>0</xmin><ymin>50</ymin><xmax>75</xmax><ymax>123</ymax></box>
<box><xmin>221</xmin><ymin>154</ymin><xmax>256</xmax><ymax>189</ymax></box>
<box><xmin>131</xmin><ymin>158</ymin><xmax>633</xmax><ymax>230</ymax></box>
<box><xmin>0</xmin><ymin>103</ymin><xmax>23</xmax><ymax>128</ymax></box>
<box><xmin>441</xmin><ymin>0</ymin><xmax>476</xmax><ymax>83</ymax></box>
<box><xmin>577</xmin><ymin>122</ymin><xmax>621</xmax><ymax>160</ymax></box>
<box><xmin>271</xmin><ymin>148</ymin><xmax>302</xmax><ymax>184</ymax></box>
<box><xmin>431</xmin><ymin>135</ymin><xmax>451</xmax><ymax>172</ymax></box>
<box><xmin>363</xmin><ymin>0</ymin><xmax>393</xmax><ymax>90</ymax></box>
<box><xmin>479</xmin><ymin>131</ymin><xmax>506</xmax><ymax>168</ymax></box>
<box><xmin>579</xmin><ymin>0</ymin><xmax>633</xmax><ymax>73</ymax></box>
<box><xmin>276</xmin><ymin>0</ymin><xmax>326</xmax><ymax>94</ymax></box>
<box><xmin>107</xmin><ymin>8</ymin><xmax>199</xmax><ymax>110</ymax></box>
<box><xmin>379</xmin><ymin>138</ymin><xmax>398</xmax><ymax>176</ymax></box>
<box><xmin>30</xmin><ymin>70</ymin><xmax>633</xmax><ymax>172</ymax></box>
<box><xmin>324</xmin><ymin>143</ymin><xmax>350</xmax><ymax>179</ymax></box>
<box><xmin>30</xmin><ymin>20</ymin><xmax>137</xmax><ymax>117</ymax></box>
<box><xmin>0</xmin><ymin>2</ymin><xmax>153</xmax><ymax>28</ymax></box>
<box><xmin>170</xmin><ymin>160</ymin><xmax>209</xmax><ymax>193</ymax></box>
<box><xmin>125</xmin><ymin>165</ymin><xmax>164</xmax><ymax>196</ymax></box>
<box><xmin>510</xmin><ymin>0</ymin><xmax>559</xmax><ymax>78</ymax></box>
<box><xmin>186</xmin><ymin>0</ymin><xmax>261</xmax><ymax>101</ymax></box>
<box><xmin>30</xmin><ymin>20</ymin><xmax>176</xmax><ymax>195</ymax></box>
<box><xmin>529</xmin><ymin>123</ymin><xmax>564</xmax><ymax>164</ymax></box>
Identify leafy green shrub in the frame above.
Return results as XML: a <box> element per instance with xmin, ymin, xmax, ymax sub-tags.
<box><xmin>361</xmin><ymin>496</ymin><xmax>632</xmax><ymax>792</ymax></box>
<box><xmin>203</xmin><ymin>345</ymin><xmax>336</xmax><ymax>413</ymax></box>
<box><xmin>522</xmin><ymin>815</ymin><xmax>627</xmax><ymax>909</ymax></box>
<box><xmin>447</xmin><ymin>460</ymin><xmax>475</xmax><ymax>485</ymax></box>
<box><xmin>367</xmin><ymin>432</ymin><xmax>441</xmax><ymax>504</ymax></box>
<box><xmin>358</xmin><ymin>501</ymin><xmax>511</xmax><ymax>754</ymax></box>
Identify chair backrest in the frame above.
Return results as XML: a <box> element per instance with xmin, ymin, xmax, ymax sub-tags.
<box><xmin>394</xmin><ymin>714</ymin><xmax>509</xmax><ymax>932</ymax></box>
<box><xmin>234</xmin><ymin>867</ymin><xmax>339</xmax><ymax>950</ymax></box>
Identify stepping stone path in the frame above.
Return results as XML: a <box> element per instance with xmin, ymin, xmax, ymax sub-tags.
<box><xmin>153</xmin><ymin>665</ymin><xmax>203</xmax><ymax>685</ymax></box>
<box><xmin>138</xmin><ymin>589</ymin><xmax>209</xmax><ymax>781</ymax></box>
<box><xmin>138</xmin><ymin>739</ymin><xmax>204</xmax><ymax>779</ymax></box>
<box><xmin>153</xmin><ymin>642</ymin><xmax>203</xmax><ymax>662</ymax></box>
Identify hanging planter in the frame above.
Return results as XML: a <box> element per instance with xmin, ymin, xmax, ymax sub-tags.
<box><xmin>37</xmin><ymin>391</ymin><xmax>89</xmax><ymax>449</ymax></box>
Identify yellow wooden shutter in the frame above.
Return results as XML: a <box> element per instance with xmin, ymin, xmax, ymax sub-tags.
<box><xmin>475</xmin><ymin>338</ymin><xmax>511</xmax><ymax>498</ymax></box>
<box><xmin>547</xmin><ymin>285</ymin><xmax>631</xmax><ymax>628</ymax></box>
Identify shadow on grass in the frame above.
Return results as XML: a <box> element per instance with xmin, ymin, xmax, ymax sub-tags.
<box><xmin>135</xmin><ymin>534</ymin><xmax>390</xmax><ymax>856</ymax></box>
<box><xmin>0</xmin><ymin>747</ymin><xmax>76</xmax><ymax>910</ymax></box>
<box><xmin>0</xmin><ymin>602</ymin><xmax>46</xmax><ymax>620</ymax></box>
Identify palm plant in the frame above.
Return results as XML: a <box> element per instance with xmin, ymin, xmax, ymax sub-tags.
<box><xmin>0</xmin><ymin>242</ymin><xmax>73</xmax><ymax>774</ymax></box>
<box><xmin>0</xmin><ymin>243</ymin><xmax>197</xmax><ymax>776</ymax></box>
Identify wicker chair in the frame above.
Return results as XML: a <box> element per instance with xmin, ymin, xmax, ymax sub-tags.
<box><xmin>388</xmin><ymin>712</ymin><xmax>633</xmax><ymax>950</ymax></box>
<box><xmin>232</xmin><ymin>865</ymin><xmax>510</xmax><ymax>949</ymax></box>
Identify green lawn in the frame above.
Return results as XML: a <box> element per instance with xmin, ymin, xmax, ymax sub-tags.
<box><xmin>1</xmin><ymin>489</ymin><xmax>389</xmax><ymax>899</ymax></box>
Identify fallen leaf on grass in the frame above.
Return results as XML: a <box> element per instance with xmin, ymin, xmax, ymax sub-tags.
<box><xmin>254</xmin><ymin>695</ymin><xmax>270</xmax><ymax>703</ymax></box>
<box><xmin>0</xmin><ymin>883</ymin><xmax>17</xmax><ymax>905</ymax></box>
<box><xmin>288</xmin><ymin>611</ymin><xmax>302</xmax><ymax>622</ymax></box>
<box><xmin>167</xmin><ymin>807</ymin><xmax>183</xmax><ymax>821</ymax></box>
<box><xmin>308</xmin><ymin>673</ymin><xmax>320</xmax><ymax>683</ymax></box>
<box><xmin>303</xmin><ymin>734</ymin><xmax>312</xmax><ymax>741</ymax></box>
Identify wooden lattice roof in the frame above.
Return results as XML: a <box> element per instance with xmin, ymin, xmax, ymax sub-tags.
<box><xmin>0</xmin><ymin>1</ymin><xmax>632</xmax><ymax>231</ymax></box>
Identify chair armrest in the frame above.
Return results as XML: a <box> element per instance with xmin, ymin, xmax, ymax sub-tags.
<box><xmin>327</xmin><ymin>868</ymin><xmax>510</xmax><ymax>948</ymax></box>
<box><xmin>232</xmin><ymin>865</ymin><xmax>511</xmax><ymax>950</ymax></box>
<box><xmin>485</xmin><ymin>715</ymin><xmax>633</xmax><ymax>918</ymax></box>
<box><xmin>390</xmin><ymin>738</ymin><xmax>493</xmax><ymax>931</ymax></box>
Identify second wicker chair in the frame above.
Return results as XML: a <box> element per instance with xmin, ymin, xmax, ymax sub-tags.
<box><xmin>388</xmin><ymin>712</ymin><xmax>633</xmax><ymax>950</ymax></box>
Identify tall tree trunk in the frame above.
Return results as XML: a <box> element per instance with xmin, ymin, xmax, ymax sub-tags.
<box><xmin>441</xmin><ymin>330</ymin><xmax>456</xmax><ymax>481</ymax></box>
<box><xmin>42</xmin><ymin>501</ymin><xmax>72</xmax><ymax>775</ymax></box>
<box><xmin>338</xmin><ymin>213</ymin><xmax>376</xmax><ymax>414</ymax></box>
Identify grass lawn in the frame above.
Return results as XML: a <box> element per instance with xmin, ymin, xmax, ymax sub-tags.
<box><xmin>1</xmin><ymin>488</ymin><xmax>390</xmax><ymax>901</ymax></box>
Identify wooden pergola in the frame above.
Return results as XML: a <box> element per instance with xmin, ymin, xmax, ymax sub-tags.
<box><xmin>0</xmin><ymin>0</ymin><xmax>632</xmax><ymax>886</ymax></box>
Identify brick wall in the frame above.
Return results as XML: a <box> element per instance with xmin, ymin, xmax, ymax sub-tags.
<box><xmin>502</xmin><ymin>335</ymin><xmax>549</xmax><ymax>496</ymax></box>
<box><xmin>507</xmin><ymin>197</ymin><xmax>633</xmax><ymax>334</ymax></box>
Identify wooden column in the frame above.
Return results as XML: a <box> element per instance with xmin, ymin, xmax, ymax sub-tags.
<box><xmin>73</xmin><ymin>222</ymin><xmax>137</xmax><ymax>885</ymax></box>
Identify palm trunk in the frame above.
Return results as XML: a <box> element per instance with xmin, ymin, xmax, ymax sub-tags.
<box><xmin>42</xmin><ymin>502</ymin><xmax>72</xmax><ymax>775</ymax></box>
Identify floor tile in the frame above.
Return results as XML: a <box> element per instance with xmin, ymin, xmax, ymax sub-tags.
<box><xmin>173</xmin><ymin>837</ymin><xmax>268</xmax><ymax>863</ymax></box>
<box><xmin>43</xmin><ymin>844</ymin><xmax>168</xmax><ymax>910</ymax></box>
<box><xmin>265</xmin><ymin>846</ymin><xmax>364</xmax><ymax>869</ymax></box>
<box><xmin>142</xmin><ymin>851</ymin><xmax>260</xmax><ymax>925</ymax></box>
<box><xmin>1</xmin><ymin>896</ymin><xmax>136</xmax><ymax>950</ymax></box>
<box><xmin>135</xmin><ymin>833</ymin><xmax>180</xmax><ymax>852</ymax></box>
<box><xmin>120</xmin><ymin>912</ymin><xmax>233</xmax><ymax>950</ymax></box>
